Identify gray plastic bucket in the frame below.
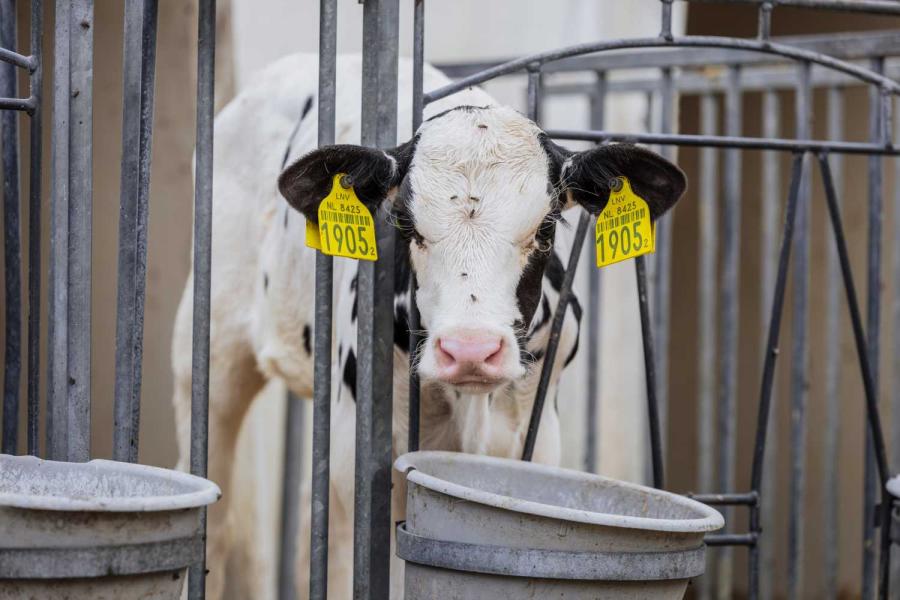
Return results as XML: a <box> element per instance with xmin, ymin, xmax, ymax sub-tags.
<box><xmin>395</xmin><ymin>451</ymin><xmax>724</xmax><ymax>600</ymax></box>
<box><xmin>0</xmin><ymin>454</ymin><xmax>220</xmax><ymax>599</ymax></box>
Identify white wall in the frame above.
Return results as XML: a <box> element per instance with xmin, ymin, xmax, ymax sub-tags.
<box><xmin>225</xmin><ymin>1</ymin><xmax>684</xmax><ymax>596</ymax></box>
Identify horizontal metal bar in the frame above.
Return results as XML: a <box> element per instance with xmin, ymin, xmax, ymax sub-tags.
<box><xmin>705</xmin><ymin>533</ymin><xmax>758</xmax><ymax>547</ymax></box>
<box><xmin>0</xmin><ymin>95</ymin><xmax>34</xmax><ymax>112</ymax></box>
<box><xmin>434</xmin><ymin>30</ymin><xmax>900</xmax><ymax>78</ymax></box>
<box><xmin>542</xmin><ymin>63</ymin><xmax>900</xmax><ymax>98</ymax></box>
<box><xmin>0</xmin><ymin>47</ymin><xmax>35</xmax><ymax>71</ymax></box>
<box><xmin>547</xmin><ymin>129</ymin><xmax>900</xmax><ymax>155</ymax></box>
<box><xmin>686</xmin><ymin>0</ymin><xmax>900</xmax><ymax>16</ymax></box>
<box><xmin>689</xmin><ymin>492</ymin><xmax>759</xmax><ymax>506</ymax></box>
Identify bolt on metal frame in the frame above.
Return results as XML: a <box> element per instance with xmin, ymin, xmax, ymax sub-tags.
<box><xmin>3</xmin><ymin>1</ymin><xmax>900</xmax><ymax>599</ymax></box>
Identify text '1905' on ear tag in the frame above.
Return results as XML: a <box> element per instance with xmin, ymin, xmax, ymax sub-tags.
<box><xmin>312</xmin><ymin>173</ymin><xmax>378</xmax><ymax>261</ymax></box>
<box><xmin>595</xmin><ymin>176</ymin><xmax>654</xmax><ymax>268</ymax></box>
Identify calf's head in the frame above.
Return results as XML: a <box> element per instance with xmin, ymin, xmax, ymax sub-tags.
<box><xmin>279</xmin><ymin>105</ymin><xmax>685</xmax><ymax>394</ymax></box>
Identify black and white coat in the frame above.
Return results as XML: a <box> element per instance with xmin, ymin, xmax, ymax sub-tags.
<box><xmin>171</xmin><ymin>53</ymin><xmax>685</xmax><ymax>600</ymax></box>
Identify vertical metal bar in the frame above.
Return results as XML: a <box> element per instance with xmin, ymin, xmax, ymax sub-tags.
<box><xmin>308</xmin><ymin>0</ymin><xmax>336</xmax><ymax>598</ymax></box>
<box><xmin>863</xmin><ymin>56</ymin><xmax>884</xmax><ymax>600</ymax></box>
<box><xmin>47</xmin><ymin>0</ymin><xmax>70</xmax><ymax>461</ymax></box>
<box><xmin>636</xmin><ymin>254</ymin><xmax>664</xmax><ymax>489</ymax></box>
<box><xmin>408</xmin><ymin>0</ymin><xmax>424</xmax><ymax>453</ymax></box>
<box><xmin>696</xmin><ymin>92</ymin><xmax>718</xmax><ymax>600</ymax></box>
<box><xmin>26</xmin><ymin>0</ymin><xmax>43</xmax><ymax>457</ymax></box>
<box><xmin>584</xmin><ymin>70</ymin><xmax>606</xmax><ymax>474</ymax></box>
<box><xmin>757</xmin><ymin>1</ymin><xmax>773</xmax><ymax>40</ymax></box>
<box><xmin>788</xmin><ymin>60</ymin><xmax>812</xmax><ymax>600</ymax></box>
<box><xmin>187</xmin><ymin>0</ymin><xmax>215</xmax><ymax>597</ymax></box>
<box><xmin>66</xmin><ymin>0</ymin><xmax>94</xmax><ymax>463</ymax></box>
<box><xmin>748</xmin><ymin>153</ymin><xmax>805</xmax><ymax>600</ymax></box>
<box><xmin>0</xmin><ymin>0</ymin><xmax>21</xmax><ymax>455</ymax></box>
<box><xmin>354</xmin><ymin>1</ymin><xmax>398</xmax><ymax>596</ymax></box>
<box><xmin>717</xmin><ymin>64</ymin><xmax>742</xmax><ymax>600</ymax></box>
<box><xmin>278</xmin><ymin>393</ymin><xmax>304</xmax><ymax>600</ymax></box>
<box><xmin>659</xmin><ymin>0</ymin><xmax>674</xmax><ymax>41</ymax></box>
<box><xmin>823</xmin><ymin>85</ymin><xmax>844</xmax><ymax>600</ymax></box>
<box><xmin>891</xmin><ymin>94</ymin><xmax>900</xmax><ymax>598</ymax></box>
<box><xmin>653</xmin><ymin>66</ymin><xmax>674</xmax><ymax>457</ymax></box>
<box><xmin>526</xmin><ymin>66</ymin><xmax>541</xmax><ymax>123</ymax></box>
<box><xmin>113</xmin><ymin>0</ymin><xmax>158</xmax><ymax>464</ymax></box>
<box><xmin>759</xmin><ymin>88</ymin><xmax>781</xmax><ymax>600</ymax></box>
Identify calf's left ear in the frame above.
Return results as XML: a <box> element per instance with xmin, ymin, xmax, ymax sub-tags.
<box><xmin>278</xmin><ymin>138</ymin><xmax>417</xmax><ymax>225</ymax></box>
<box><xmin>545</xmin><ymin>139</ymin><xmax>686</xmax><ymax>221</ymax></box>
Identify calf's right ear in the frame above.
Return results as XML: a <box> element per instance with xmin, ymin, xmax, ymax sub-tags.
<box><xmin>278</xmin><ymin>139</ymin><xmax>417</xmax><ymax>225</ymax></box>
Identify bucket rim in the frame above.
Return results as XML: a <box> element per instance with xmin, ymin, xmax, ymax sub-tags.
<box><xmin>395</xmin><ymin>451</ymin><xmax>724</xmax><ymax>533</ymax></box>
<box><xmin>0</xmin><ymin>454</ymin><xmax>221</xmax><ymax>512</ymax></box>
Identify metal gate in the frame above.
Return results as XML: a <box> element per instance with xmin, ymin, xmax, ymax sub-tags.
<box><xmin>2</xmin><ymin>1</ymin><xmax>900</xmax><ymax>599</ymax></box>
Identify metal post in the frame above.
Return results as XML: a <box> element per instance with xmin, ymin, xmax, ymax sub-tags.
<box><xmin>309</xmin><ymin>0</ymin><xmax>336</xmax><ymax>598</ymax></box>
<box><xmin>696</xmin><ymin>92</ymin><xmax>718</xmax><ymax>600</ymax></box>
<box><xmin>823</xmin><ymin>85</ymin><xmax>844</xmax><ymax>600</ymax></box>
<box><xmin>584</xmin><ymin>70</ymin><xmax>606</xmax><ymax>474</ymax></box>
<box><xmin>0</xmin><ymin>0</ymin><xmax>21</xmax><ymax>455</ymax></box>
<box><xmin>892</xmin><ymin>94</ymin><xmax>900</xmax><ymax>597</ymax></box>
<box><xmin>636</xmin><ymin>254</ymin><xmax>664</xmax><ymax>489</ymax></box>
<box><xmin>114</xmin><ymin>0</ymin><xmax>159</xmax><ymax>464</ymax></box>
<box><xmin>354</xmin><ymin>1</ymin><xmax>399</xmax><ymax>597</ymax></box>
<box><xmin>408</xmin><ymin>0</ymin><xmax>424</xmax><ymax>453</ymax></box>
<box><xmin>526</xmin><ymin>66</ymin><xmax>541</xmax><ymax>122</ymax></box>
<box><xmin>278</xmin><ymin>394</ymin><xmax>305</xmax><ymax>600</ymax></box>
<box><xmin>862</xmin><ymin>56</ymin><xmax>884</xmax><ymax>600</ymax></box>
<box><xmin>788</xmin><ymin>60</ymin><xmax>812</xmax><ymax>600</ymax></box>
<box><xmin>717</xmin><ymin>63</ymin><xmax>742</xmax><ymax>600</ymax></box>
<box><xmin>759</xmin><ymin>88</ymin><xmax>781</xmax><ymax>600</ymax></box>
<box><xmin>66</xmin><ymin>0</ymin><xmax>94</xmax><ymax>462</ymax></box>
<box><xmin>26</xmin><ymin>0</ymin><xmax>43</xmax><ymax>457</ymax></box>
<box><xmin>48</xmin><ymin>0</ymin><xmax>71</xmax><ymax>461</ymax></box>
<box><xmin>188</xmin><ymin>0</ymin><xmax>215</xmax><ymax>597</ymax></box>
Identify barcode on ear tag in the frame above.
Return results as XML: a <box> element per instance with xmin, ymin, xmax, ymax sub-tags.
<box><xmin>595</xmin><ymin>176</ymin><xmax>654</xmax><ymax>268</ymax></box>
<box><xmin>316</xmin><ymin>173</ymin><xmax>378</xmax><ymax>261</ymax></box>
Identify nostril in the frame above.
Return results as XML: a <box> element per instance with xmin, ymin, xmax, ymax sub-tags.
<box><xmin>484</xmin><ymin>340</ymin><xmax>504</xmax><ymax>367</ymax></box>
<box><xmin>436</xmin><ymin>339</ymin><xmax>456</xmax><ymax>366</ymax></box>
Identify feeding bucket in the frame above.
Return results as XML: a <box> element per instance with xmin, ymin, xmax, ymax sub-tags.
<box><xmin>395</xmin><ymin>451</ymin><xmax>723</xmax><ymax>600</ymax></box>
<box><xmin>0</xmin><ymin>454</ymin><xmax>220</xmax><ymax>599</ymax></box>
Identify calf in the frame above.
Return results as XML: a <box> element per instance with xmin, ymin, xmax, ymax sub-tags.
<box><xmin>171</xmin><ymin>53</ymin><xmax>685</xmax><ymax>600</ymax></box>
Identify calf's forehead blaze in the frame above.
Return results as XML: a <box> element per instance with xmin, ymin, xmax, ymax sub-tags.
<box><xmin>407</xmin><ymin>106</ymin><xmax>556</xmax><ymax>243</ymax></box>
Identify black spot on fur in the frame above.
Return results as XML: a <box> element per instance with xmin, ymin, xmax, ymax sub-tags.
<box><xmin>424</xmin><ymin>104</ymin><xmax>493</xmax><ymax>124</ymax></box>
<box><xmin>470</xmin><ymin>294</ymin><xmax>477</xmax><ymax>302</ymax></box>
<box><xmin>284</xmin><ymin>208</ymin><xmax>289</xmax><ymax>229</ymax></box>
<box><xmin>263</xmin><ymin>273</ymin><xmax>269</xmax><ymax>291</ymax></box>
<box><xmin>281</xmin><ymin>95</ymin><xmax>315</xmax><ymax>171</ymax></box>
<box><xmin>303</xmin><ymin>325</ymin><xmax>312</xmax><ymax>355</ymax></box>
<box><xmin>394</xmin><ymin>304</ymin><xmax>410</xmax><ymax>354</ymax></box>
<box><xmin>342</xmin><ymin>350</ymin><xmax>357</xmax><ymax>402</ymax></box>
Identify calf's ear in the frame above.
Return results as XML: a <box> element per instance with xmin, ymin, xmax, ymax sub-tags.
<box><xmin>545</xmin><ymin>139</ymin><xmax>686</xmax><ymax>221</ymax></box>
<box><xmin>278</xmin><ymin>138</ymin><xmax>417</xmax><ymax>225</ymax></box>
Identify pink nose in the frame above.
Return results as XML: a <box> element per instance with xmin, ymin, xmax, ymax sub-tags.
<box><xmin>434</xmin><ymin>333</ymin><xmax>505</xmax><ymax>385</ymax></box>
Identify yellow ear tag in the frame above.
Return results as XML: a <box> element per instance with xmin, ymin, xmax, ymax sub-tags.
<box><xmin>595</xmin><ymin>176</ymin><xmax>655</xmax><ymax>268</ymax></box>
<box><xmin>315</xmin><ymin>173</ymin><xmax>378</xmax><ymax>261</ymax></box>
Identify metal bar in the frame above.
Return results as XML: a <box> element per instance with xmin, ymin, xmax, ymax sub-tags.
<box><xmin>892</xmin><ymin>94</ymin><xmax>900</xmax><ymax>598</ymax></box>
<box><xmin>653</xmin><ymin>67</ymin><xmax>675</xmax><ymax>462</ymax></box>
<box><xmin>424</xmin><ymin>36</ymin><xmax>900</xmax><ymax>104</ymax></box>
<box><xmin>1</xmin><ymin>0</ymin><xmax>21</xmax><ymax>455</ymax></box>
<box><xmin>113</xmin><ymin>0</ymin><xmax>159</xmax><ymax>464</ymax></box>
<box><xmin>748</xmin><ymin>153</ymin><xmax>805</xmax><ymax>600</ymax></box>
<box><xmin>696</xmin><ymin>92</ymin><xmax>718</xmax><ymax>600</ymax></box>
<box><xmin>788</xmin><ymin>60</ymin><xmax>812</xmax><ymax>600</ymax></box>
<box><xmin>547</xmin><ymin>129</ymin><xmax>900</xmax><ymax>156</ymax></box>
<box><xmin>660</xmin><ymin>0</ymin><xmax>674</xmax><ymax>41</ymax></box>
<box><xmin>690</xmin><ymin>492</ymin><xmax>759</xmax><ymax>506</ymax></box>
<box><xmin>636</xmin><ymin>254</ymin><xmax>664</xmax><ymax>489</ymax></box>
<box><xmin>408</xmin><ymin>0</ymin><xmax>424</xmax><ymax>454</ymax></box>
<box><xmin>583</xmin><ymin>70</ymin><xmax>606</xmax><ymax>474</ymax></box>
<box><xmin>863</xmin><ymin>56</ymin><xmax>884</xmax><ymax>600</ymax></box>
<box><xmin>308</xmin><ymin>1</ymin><xmax>336</xmax><ymax>598</ymax></box>
<box><xmin>353</xmin><ymin>1</ymin><xmax>399</xmax><ymax>597</ymax></box>
<box><xmin>0</xmin><ymin>96</ymin><xmax>34</xmax><ymax>112</ymax></box>
<box><xmin>526</xmin><ymin>66</ymin><xmax>541</xmax><ymax>123</ymax></box>
<box><xmin>705</xmin><ymin>533</ymin><xmax>758</xmax><ymax>547</ymax></box>
<box><xmin>434</xmin><ymin>30</ymin><xmax>900</xmax><ymax>79</ymax></box>
<box><xmin>66</xmin><ymin>0</ymin><xmax>94</xmax><ymax>463</ymax></box>
<box><xmin>685</xmin><ymin>0</ymin><xmax>900</xmax><ymax>16</ymax></box>
<box><xmin>26</xmin><ymin>0</ymin><xmax>43</xmax><ymax>457</ymax></box>
<box><xmin>522</xmin><ymin>211</ymin><xmax>591</xmax><ymax>462</ymax></box>
<box><xmin>187</xmin><ymin>0</ymin><xmax>215</xmax><ymax>597</ymax></box>
<box><xmin>0</xmin><ymin>47</ymin><xmax>35</xmax><ymax>71</ymax></box>
<box><xmin>278</xmin><ymin>393</ymin><xmax>304</xmax><ymax>600</ymax></box>
<box><xmin>47</xmin><ymin>0</ymin><xmax>70</xmax><ymax>461</ymax></box>
<box><xmin>823</xmin><ymin>85</ymin><xmax>844</xmax><ymax>600</ymax></box>
<box><xmin>758</xmin><ymin>88</ymin><xmax>780</xmax><ymax>600</ymax></box>
<box><xmin>757</xmin><ymin>2</ymin><xmax>772</xmax><ymax>40</ymax></box>
<box><xmin>717</xmin><ymin>64</ymin><xmax>742</xmax><ymax>600</ymax></box>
